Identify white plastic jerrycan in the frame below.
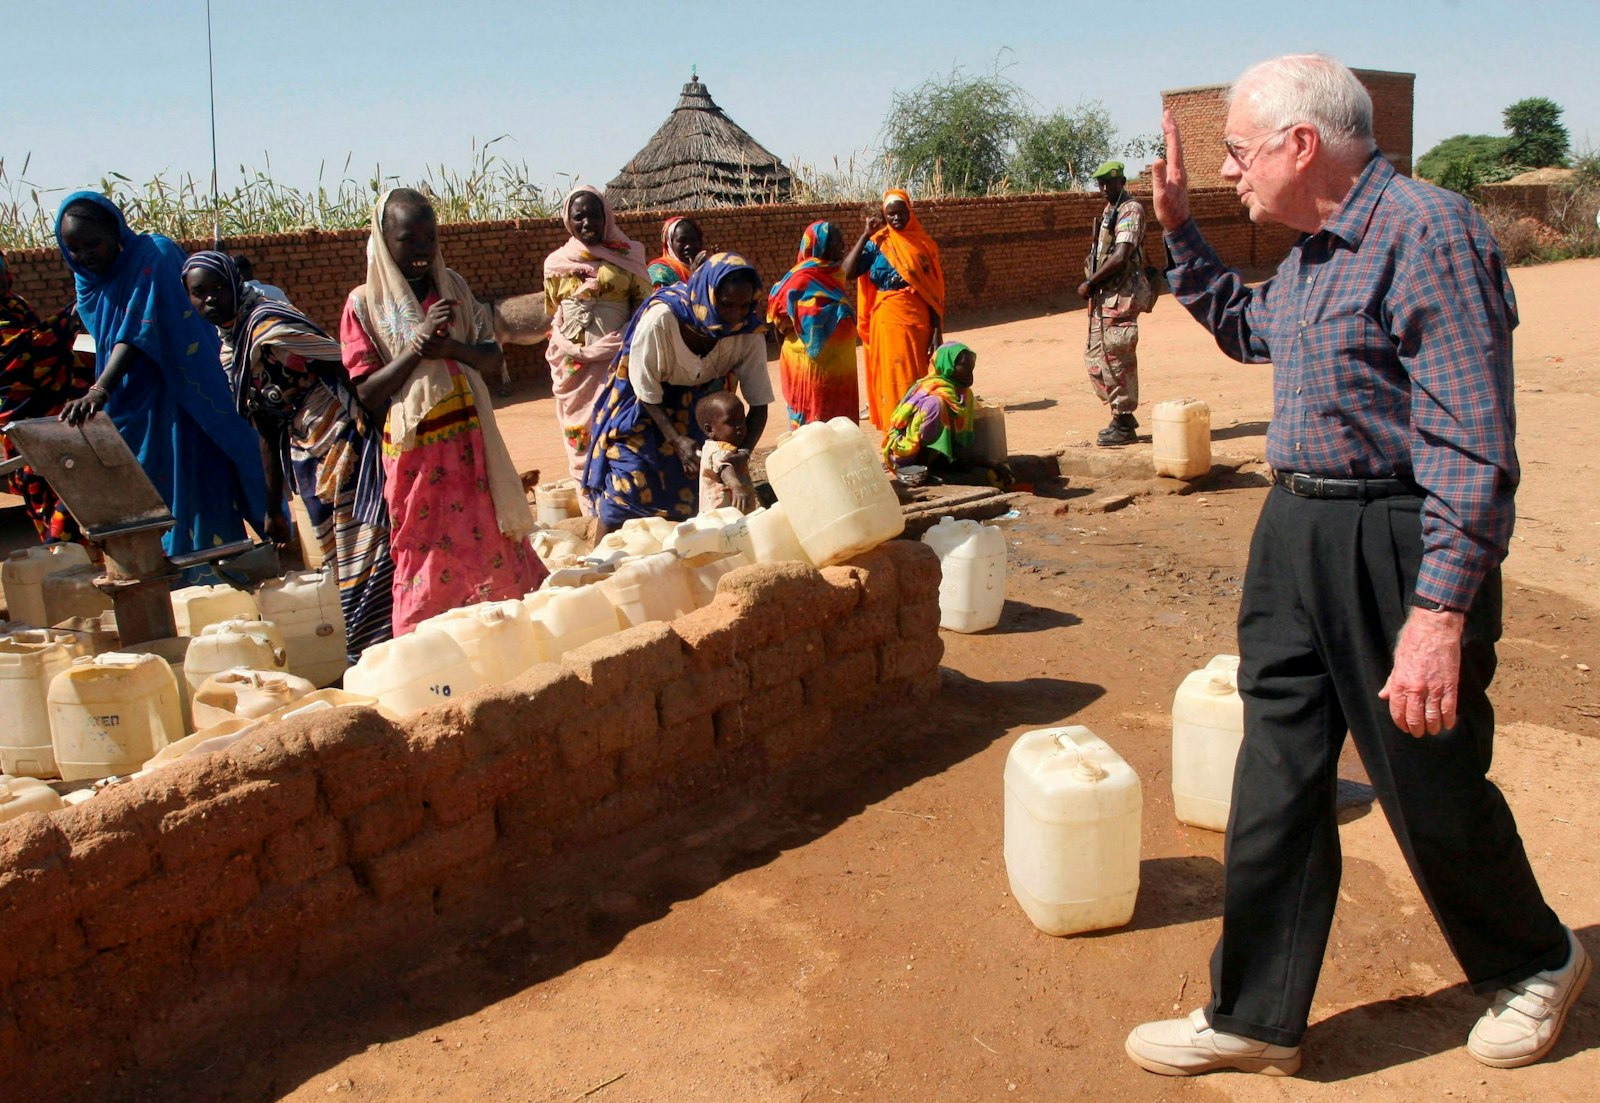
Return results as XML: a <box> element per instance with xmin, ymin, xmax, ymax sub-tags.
<box><xmin>38</xmin><ymin>614</ymin><xmax>119</xmax><ymax>657</ymax></box>
<box><xmin>1171</xmin><ymin>654</ymin><xmax>1244</xmax><ymax>832</ymax></box>
<box><xmin>764</xmin><ymin>417</ymin><xmax>905</xmax><ymax>566</ymax></box>
<box><xmin>524</xmin><ymin>584</ymin><xmax>623</xmax><ymax>663</ymax></box>
<box><xmin>683</xmin><ymin>552</ymin><xmax>752</xmax><ymax>608</ymax></box>
<box><xmin>0</xmin><ymin>775</ymin><xmax>64</xmax><ymax>824</ymax></box>
<box><xmin>48</xmin><ymin>652</ymin><xmax>185</xmax><ymax>781</ymax></box>
<box><xmin>184</xmin><ymin>620</ymin><xmax>286</xmax><ymax>693</ymax></box>
<box><xmin>3</xmin><ymin>544</ymin><xmax>91</xmax><ymax>627</ymax></box>
<box><xmin>0</xmin><ymin>637</ymin><xmax>75</xmax><ymax>778</ymax></box>
<box><xmin>662</xmin><ymin>507</ymin><xmax>746</xmax><ymax>558</ymax></box>
<box><xmin>8</xmin><ymin>626</ymin><xmax>95</xmax><ymax>662</ymax></box>
<box><xmin>920</xmin><ymin>516</ymin><xmax>1007</xmax><ymax>633</ymax></box>
<box><xmin>737</xmin><ymin>502</ymin><xmax>812</xmax><ymax>565</ymax></box>
<box><xmin>170</xmin><ymin>583</ymin><xmax>259</xmax><ymax>637</ymax></box>
<box><xmin>119</xmin><ymin>637</ymin><xmax>195</xmax><ymax>737</ymax></box>
<box><xmin>531</xmin><ymin>527</ymin><xmax>589</xmax><ymax>571</ymax></box>
<box><xmin>254</xmin><ymin>569</ymin><xmax>348</xmax><ymax>687</ymax></box>
<box><xmin>417</xmin><ymin>600</ymin><xmax>541</xmax><ymax>686</ymax></box>
<box><xmin>1152</xmin><ymin>398</ymin><xmax>1212</xmax><ymax>480</ymax></box>
<box><xmin>191</xmin><ymin>667</ymin><xmax>317</xmax><ymax>729</ymax></box>
<box><xmin>344</xmin><ymin>630</ymin><xmax>484</xmax><ymax>716</ymax></box>
<box><xmin>534</xmin><ymin>478</ymin><xmax>582</xmax><ymax>526</ymax></box>
<box><xmin>596</xmin><ymin>516</ymin><xmax>678</xmax><ymax>559</ymax></box>
<box><xmin>600</xmin><ymin>552</ymin><xmax>697</xmax><ymax>628</ymax></box>
<box><xmin>144</xmin><ymin>717</ymin><xmax>260</xmax><ymax>772</ymax></box>
<box><xmin>971</xmin><ymin>398</ymin><xmax>1009</xmax><ymax>466</ymax></box>
<box><xmin>1003</xmin><ymin>725</ymin><xmax>1142</xmax><ymax>936</ymax></box>
<box><xmin>41</xmin><ymin>562</ymin><xmax>114</xmax><ymax>625</ymax></box>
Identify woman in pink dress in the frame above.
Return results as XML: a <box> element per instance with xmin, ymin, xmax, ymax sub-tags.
<box><xmin>340</xmin><ymin>188</ymin><xmax>546</xmax><ymax>635</ymax></box>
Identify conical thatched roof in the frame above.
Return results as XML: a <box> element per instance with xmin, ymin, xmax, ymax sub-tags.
<box><xmin>607</xmin><ymin>76</ymin><xmax>794</xmax><ymax>210</ymax></box>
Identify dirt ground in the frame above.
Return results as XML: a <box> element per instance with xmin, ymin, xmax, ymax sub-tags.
<box><xmin>52</xmin><ymin>258</ymin><xmax>1600</xmax><ymax>1101</ymax></box>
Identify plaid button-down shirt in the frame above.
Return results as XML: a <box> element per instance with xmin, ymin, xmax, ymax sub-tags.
<box><xmin>1166</xmin><ymin>154</ymin><xmax>1519</xmax><ymax>610</ymax></box>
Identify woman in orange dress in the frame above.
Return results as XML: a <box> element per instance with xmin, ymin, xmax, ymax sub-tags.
<box><xmin>842</xmin><ymin>189</ymin><xmax>946</xmax><ymax>435</ymax></box>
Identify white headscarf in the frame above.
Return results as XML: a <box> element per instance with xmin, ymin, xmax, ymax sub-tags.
<box><xmin>346</xmin><ymin>188</ymin><xmax>532</xmax><ymax>538</ymax></box>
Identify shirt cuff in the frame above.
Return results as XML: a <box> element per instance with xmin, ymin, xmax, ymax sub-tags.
<box><xmin>1414</xmin><ymin>554</ymin><xmax>1485</xmax><ymax>614</ymax></box>
<box><xmin>1163</xmin><ymin>219</ymin><xmax>1208</xmax><ymax>265</ymax></box>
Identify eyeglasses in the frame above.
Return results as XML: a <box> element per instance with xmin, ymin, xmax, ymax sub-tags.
<box><xmin>1223</xmin><ymin>125</ymin><xmax>1293</xmax><ymax>170</ymax></box>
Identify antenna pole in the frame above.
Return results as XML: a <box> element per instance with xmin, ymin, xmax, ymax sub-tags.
<box><xmin>206</xmin><ymin>0</ymin><xmax>220</xmax><ymax>246</ymax></box>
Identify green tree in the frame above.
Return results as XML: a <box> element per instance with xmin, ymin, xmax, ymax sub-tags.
<box><xmin>1502</xmin><ymin>96</ymin><xmax>1570</xmax><ymax>168</ymax></box>
<box><xmin>1009</xmin><ymin>101</ymin><xmax>1118</xmax><ymax>192</ymax></box>
<box><xmin>879</xmin><ymin>62</ymin><xmax>1029</xmax><ymax>196</ymax></box>
<box><xmin>1416</xmin><ymin>134</ymin><xmax>1509</xmax><ymax>183</ymax></box>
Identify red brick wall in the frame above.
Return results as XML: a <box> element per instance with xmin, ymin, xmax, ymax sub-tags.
<box><xmin>5</xmin><ymin>189</ymin><xmax>1259</xmax><ymax>382</ymax></box>
<box><xmin>0</xmin><ymin>547</ymin><xmax>944</xmax><ymax>1096</ymax></box>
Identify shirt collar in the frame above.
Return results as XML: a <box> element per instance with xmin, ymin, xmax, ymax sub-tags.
<box><xmin>1319</xmin><ymin>151</ymin><xmax>1392</xmax><ymax>249</ymax></box>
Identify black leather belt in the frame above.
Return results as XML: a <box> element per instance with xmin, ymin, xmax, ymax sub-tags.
<box><xmin>1273</xmin><ymin>471</ymin><xmax>1420</xmax><ymax>501</ymax></box>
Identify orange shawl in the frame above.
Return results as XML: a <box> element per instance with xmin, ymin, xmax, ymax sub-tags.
<box><xmin>857</xmin><ymin>188</ymin><xmax>945</xmax><ymax>347</ymax></box>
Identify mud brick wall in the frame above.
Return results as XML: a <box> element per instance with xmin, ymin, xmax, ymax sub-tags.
<box><xmin>1478</xmin><ymin>182</ymin><xmax>1558</xmax><ymax>222</ymax></box>
<box><xmin>5</xmin><ymin>189</ymin><xmax>1260</xmax><ymax>382</ymax></box>
<box><xmin>0</xmin><ymin>545</ymin><xmax>945</xmax><ymax>1097</ymax></box>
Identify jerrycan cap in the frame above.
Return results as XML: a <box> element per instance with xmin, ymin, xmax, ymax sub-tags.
<box><xmin>1206</xmin><ymin>673</ymin><xmax>1235</xmax><ymax>695</ymax></box>
<box><xmin>0</xmin><ymin>780</ymin><xmax>13</xmax><ymax>803</ymax></box>
<box><xmin>1073</xmin><ymin>758</ymin><xmax>1109</xmax><ymax>783</ymax></box>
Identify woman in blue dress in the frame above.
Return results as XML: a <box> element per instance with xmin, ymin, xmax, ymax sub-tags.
<box><xmin>55</xmin><ymin>193</ymin><xmax>267</xmax><ymax>571</ymax></box>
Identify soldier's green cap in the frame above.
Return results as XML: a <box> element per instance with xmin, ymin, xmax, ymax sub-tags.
<box><xmin>1091</xmin><ymin>160</ymin><xmax>1126</xmax><ymax>180</ymax></box>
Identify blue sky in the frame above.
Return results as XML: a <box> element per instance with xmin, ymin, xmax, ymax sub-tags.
<box><xmin>5</xmin><ymin>0</ymin><xmax>1597</xmax><ymax>204</ymax></box>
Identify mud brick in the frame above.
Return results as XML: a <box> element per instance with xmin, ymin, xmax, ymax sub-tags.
<box><xmin>713</xmin><ymin>699</ymin><xmax>756</xmax><ymax>748</ymax></box>
<box><xmin>672</xmin><ymin>603</ymin><xmax>745</xmax><ymax>670</ymax></box>
<box><xmin>659</xmin><ymin>714</ymin><xmax>717</xmax><ymax>767</ymax></box>
<box><xmin>80</xmin><ymin>852</ymin><xmax>258</xmax><ymax>950</ymax></box>
<box><xmin>557</xmin><ymin>719</ymin><xmax>602</xmax><ymax>772</ymax></box>
<box><xmin>494</xmin><ymin>786</ymin><xmax>562</xmax><ymax>844</ymax></box>
<box><xmin>297</xmin><ymin>705</ymin><xmax>407</xmax><ymax>766</ymax></box>
<box><xmin>401</xmin><ymin>723</ymin><xmax>471</xmax><ymax>788</ymax></box>
<box><xmin>566</xmin><ymin>786</ymin><xmax>661</xmax><ymax>846</ymax></box>
<box><xmin>659</xmin><ymin>661</ymin><xmax>749</xmax><ymax>726</ymax></box>
<box><xmin>130</xmin><ymin>971</ymin><xmax>285</xmax><ymax>1074</ymax></box>
<box><xmin>193</xmin><ymin>867</ymin><xmax>361</xmax><ymax>972</ymax></box>
<box><xmin>458</xmin><ymin>680</ymin><xmax>567</xmax><ymax>754</ymax></box>
<box><xmin>750</xmin><ymin>678</ymin><xmax>805</xmax><ymax>735</ymax></box>
<box><xmin>0</xmin><ymin>1010</ymin><xmax>23</xmax><ymax>1081</ymax></box>
<box><xmin>0</xmin><ymin>909</ymin><xmax>90</xmax><ymax>990</ymax></box>
<box><xmin>51</xmin><ymin>820</ymin><xmax>154</xmax><ymax>919</ymax></box>
<box><xmin>318</xmin><ymin>737</ymin><xmax>414</xmax><ymax>818</ymax></box>
<box><xmin>155</xmin><ymin>772</ymin><xmax>318</xmax><ymax>870</ymax></box>
<box><xmin>425</xmin><ymin>749</ymin><xmax>537</xmax><ymax>827</ymax></box>
<box><xmin>220</xmin><ymin>719</ymin><xmax>317</xmax><ymax>781</ymax></box>
<box><xmin>620</xmin><ymin>729</ymin><xmax>664</xmax><ymax>785</ymax></box>
<box><xmin>825</xmin><ymin>602</ymin><xmax>898</xmax><ymax>652</ymax></box>
<box><xmin>358</xmin><ymin>809</ymin><xmax>496</xmax><ymax>900</ymax></box>
<box><xmin>841</xmin><ymin>547</ymin><xmax>899</xmax><ymax>605</ymax></box>
<box><xmin>761</xmin><ymin>712</ymin><xmax>832</xmax><ymax>769</ymax></box>
<box><xmin>880</xmin><ymin>634</ymin><xmax>946</xmax><ymax>682</ymax></box>
<box><xmin>261</xmin><ymin>815</ymin><xmax>346</xmax><ymax>887</ymax></box>
<box><xmin>878</xmin><ymin>538</ymin><xmax>943</xmax><ymax>602</ymax></box>
<box><xmin>747</xmin><ymin>629</ymin><xmax>825</xmax><ymax>691</ymax></box>
<box><xmin>804</xmin><ymin>649</ymin><xmax>881</xmax><ymax>709</ymax></box>
<box><xmin>563</xmin><ymin>621</ymin><xmax>685</xmax><ymax>699</ymax></box>
<box><xmin>345</xmin><ymin>788</ymin><xmax>427</xmax><ymax>861</ymax></box>
<box><xmin>818</xmin><ymin>565</ymin><xmax>866</xmax><ymax>612</ymax></box>
<box><xmin>0</xmin><ymin>807</ymin><xmax>68</xmax><ymax>873</ymax></box>
<box><xmin>716</xmin><ymin>562</ymin><xmax>838</xmax><ymax>637</ymax></box>
<box><xmin>898</xmin><ymin>598</ymin><xmax>944</xmax><ymax>639</ymax></box>
<box><xmin>0</xmin><ymin>821</ymin><xmax>73</xmax><ymax>933</ymax></box>
<box><xmin>294</xmin><ymin>885</ymin><xmax>436</xmax><ymax>979</ymax></box>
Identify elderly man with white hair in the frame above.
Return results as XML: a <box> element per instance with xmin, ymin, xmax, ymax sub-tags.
<box><xmin>1124</xmin><ymin>53</ymin><xmax>1588</xmax><ymax>1077</ymax></box>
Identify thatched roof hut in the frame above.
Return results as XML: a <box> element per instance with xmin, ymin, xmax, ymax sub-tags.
<box><xmin>606</xmin><ymin>76</ymin><xmax>794</xmax><ymax>210</ymax></box>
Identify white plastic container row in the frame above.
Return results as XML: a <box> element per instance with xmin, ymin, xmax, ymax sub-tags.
<box><xmin>2</xmin><ymin>544</ymin><xmax>91</xmax><ymax>627</ymax></box>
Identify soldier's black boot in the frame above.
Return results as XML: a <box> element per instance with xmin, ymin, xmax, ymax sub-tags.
<box><xmin>1096</xmin><ymin>412</ymin><xmax>1138</xmax><ymax>447</ymax></box>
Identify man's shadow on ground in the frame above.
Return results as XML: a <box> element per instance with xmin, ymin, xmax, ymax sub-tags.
<box><xmin>1300</xmin><ymin>923</ymin><xmax>1598</xmax><ymax>1080</ymax></box>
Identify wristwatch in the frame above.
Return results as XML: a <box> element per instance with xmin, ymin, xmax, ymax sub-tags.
<box><xmin>1409</xmin><ymin>593</ymin><xmax>1460</xmax><ymax>613</ymax></box>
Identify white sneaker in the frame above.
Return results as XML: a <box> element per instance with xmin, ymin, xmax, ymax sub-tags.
<box><xmin>1125</xmin><ymin>1008</ymin><xmax>1302</xmax><ymax>1076</ymax></box>
<box><xmin>1468</xmin><ymin>926</ymin><xmax>1591</xmax><ymax>1069</ymax></box>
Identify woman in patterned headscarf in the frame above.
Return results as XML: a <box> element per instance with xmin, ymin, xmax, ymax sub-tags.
<box><xmin>767</xmin><ymin>220</ymin><xmax>858</xmax><ymax>429</ymax></box>
<box><xmin>339</xmin><ymin>188</ymin><xmax>545</xmax><ymax>635</ymax></box>
<box><xmin>0</xmin><ymin>247</ymin><xmax>92</xmax><ymax>541</ymax></box>
<box><xmin>843</xmin><ymin>189</ymin><xmax>946</xmax><ymax>437</ymax></box>
<box><xmin>543</xmin><ymin>185</ymin><xmax>651</xmax><ymax>498</ymax></box>
<box><xmin>883</xmin><ymin>341</ymin><xmax>1009</xmax><ymax>486</ymax></box>
<box><xmin>182</xmin><ymin>250</ymin><xmax>393</xmax><ymax>660</ymax></box>
<box><xmin>582</xmin><ymin>252</ymin><xmax>772</xmax><ymax>537</ymax></box>
<box><xmin>646</xmin><ymin>216</ymin><xmax>704</xmax><ymax>288</ymax></box>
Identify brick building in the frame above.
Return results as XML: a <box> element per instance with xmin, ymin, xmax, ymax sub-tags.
<box><xmin>1161</xmin><ymin>67</ymin><xmax>1416</xmax><ymax>187</ymax></box>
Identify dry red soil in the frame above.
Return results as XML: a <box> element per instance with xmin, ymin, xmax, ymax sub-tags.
<box><xmin>74</xmin><ymin>258</ymin><xmax>1600</xmax><ymax>1103</ymax></box>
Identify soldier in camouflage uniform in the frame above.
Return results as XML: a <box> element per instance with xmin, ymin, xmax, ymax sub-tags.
<box><xmin>1078</xmin><ymin>161</ymin><xmax>1153</xmax><ymax>446</ymax></box>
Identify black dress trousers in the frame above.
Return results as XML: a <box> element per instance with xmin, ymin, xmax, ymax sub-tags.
<box><xmin>1204</xmin><ymin>488</ymin><xmax>1566</xmax><ymax>1048</ymax></box>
